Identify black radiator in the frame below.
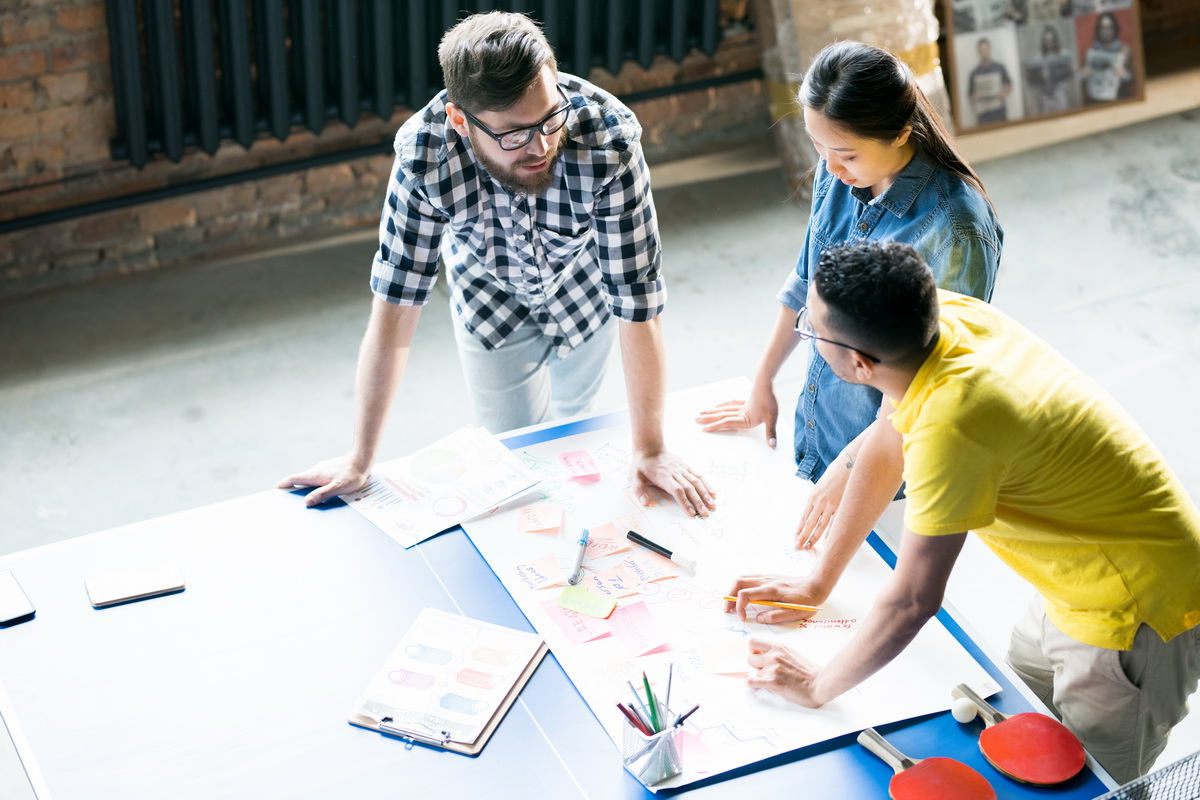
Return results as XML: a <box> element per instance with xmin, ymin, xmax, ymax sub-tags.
<box><xmin>106</xmin><ymin>0</ymin><xmax>723</xmax><ymax>168</ymax></box>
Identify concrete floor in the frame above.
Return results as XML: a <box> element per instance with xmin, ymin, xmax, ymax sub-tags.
<box><xmin>2</xmin><ymin>109</ymin><xmax>1199</xmax><ymax>797</ymax></box>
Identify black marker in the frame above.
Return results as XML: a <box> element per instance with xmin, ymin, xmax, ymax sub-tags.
<box><xmin>625</xmin><ymin>530</ymin><xmax>697</xmax><ymax>572</ymax></box>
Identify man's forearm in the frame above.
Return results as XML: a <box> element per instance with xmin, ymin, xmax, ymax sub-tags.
<box><xmin>808</xmin><ymin>417</ymin><xmax>905</xmax><ymax>596</ymax></box>
<box><xmin>618</xmin><ymin>317</ymin><xmax>667</xmax><ymax>455</ymax></box>
<box><xmin>808</xmin><ymin>530</ymin><xmax>966</xmax><ymax>704</ymax></box>
<box><xmin>347</xmin><ymin>300</ymin><xmax>423</xmax><ymax>468</ymax></box>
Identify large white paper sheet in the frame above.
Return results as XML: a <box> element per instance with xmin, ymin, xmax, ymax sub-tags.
<box><xmin>463</xmin><ymin>379</ymin><xmax>998</xmax><ymax>790</ymax></box>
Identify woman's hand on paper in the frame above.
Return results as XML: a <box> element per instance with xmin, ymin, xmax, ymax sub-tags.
<box><xmin>794</xmin><ymin>458</ymin><xmax>853</xmax><ymax>549</ymax></box>
<box><xmin>631</xmin><ymin>449</ymin><xmax>716</xmax><ymax>518</ymax></box>
<box><xmin>276</xmin><ymin>454</ymin><xmax>370</xmax><ymax>507</ymax></box>
<box><xmin>724</xmin><ymin>574</ymin><xmax>823</xmax><ymax>624</ymax></box>
<box><xmin>693</xmin><ymin>389</ymin><xmax>780</xmax><ymax>449</ymax></box>
<box><xmin>746</xmin><ymin>637</ymin><xmax>826</xmax><ymax>708</ymax></box>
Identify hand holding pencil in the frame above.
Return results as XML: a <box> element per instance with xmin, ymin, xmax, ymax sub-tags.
<box><xmin>724</xmin><ymin>573</ymin><xmax>825</xmax><ymax>624</ymax></box>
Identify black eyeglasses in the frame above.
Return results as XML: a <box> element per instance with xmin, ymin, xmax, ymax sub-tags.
<box><xmin>458</xmin><ymin>87</ymin><xmax>572</xmax><ymax>151</ymax></box>
<box><xmin>795</xmin><ymin>307</ymin><xmax>881</xmax><ymax>363</ymax></box>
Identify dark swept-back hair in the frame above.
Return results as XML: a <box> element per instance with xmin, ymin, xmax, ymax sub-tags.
<box><xmin>814</xmin><ymin>241</ymin><xmax>940</xmax><ymax>366</ymax></box>
<box><xmin>800</xmin><ymin>40</ymin><xmax>994</xmax><ymax>210</ymax></box>
<box><xmin>438</xmin><ymin>11</ymin><xmax>557</xmax><ymax>113</ymax></box>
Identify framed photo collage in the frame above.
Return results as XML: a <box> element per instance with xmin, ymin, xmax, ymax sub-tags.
<box><xmin>946</xmin><ymin>0</ymin><xmax>1145</xmax><ymax>132</ymax></box>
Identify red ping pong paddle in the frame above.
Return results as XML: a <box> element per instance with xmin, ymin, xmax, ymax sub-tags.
<box><xmin>857</xmin><ymin>727</ymin><xmax>997</xmax><ymax>800</ymax></box>
<box><xmin>952</xmin><ymin>683</ymin><xmax>1086</xmax><ymax>786</ymax></box>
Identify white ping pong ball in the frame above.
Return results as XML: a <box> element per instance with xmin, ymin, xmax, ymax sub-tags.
<box><xmin>952</xmin><ymin>696</ymin><xmax>978</xmax><ymax>723</ymax></box>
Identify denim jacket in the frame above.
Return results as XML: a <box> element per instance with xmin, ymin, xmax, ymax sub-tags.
<box><xmin>777</xmin><ymin>153</ymin><xmax>1003</xmax><ymax>482</ymax></box>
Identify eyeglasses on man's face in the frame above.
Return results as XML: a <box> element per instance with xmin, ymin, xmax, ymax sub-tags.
<box><xmin>794</xmin><ymin>307</ymin><xmax>881</xmax><ymax>363</ymax></box>
<box><xmin>458</xmin><ymin>87</ymin><xmax>572</xmax><ymax>151</ymax></box>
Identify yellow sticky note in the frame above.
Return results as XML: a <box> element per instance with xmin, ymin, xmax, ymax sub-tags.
<box><xmin>517</xmin><ymin>504</ymin><xmax>564</xmax><ymax>534</ymax></box>
<box><xmin>556</xmin><ymin>583</ymin><xmax>617</xmax><ymax>619</ymax></box>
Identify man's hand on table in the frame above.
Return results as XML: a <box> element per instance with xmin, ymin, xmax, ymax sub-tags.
<box><xmin>630</xmin><ymin>449</ymin><xmax>716</xmax><ymax>518</ymax></box>
<box><xmin>724</xmin><ymin>573</ymin><xmax>825</xmax><ymax>624</ymax></box>
<box><xmin>746</xmin><ymin>637</ymin><xmax>827</xmax><ymax>707</ymax></box>
<box><xmin>276</xmin><ymin>455</ymin><xmax>370</xmax><ymax>507</ymax></box>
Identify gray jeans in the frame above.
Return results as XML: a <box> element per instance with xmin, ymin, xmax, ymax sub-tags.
<box><xmin>452</xmin><ymin>305</ymin><xmax>618</xmax><ymax>434</ymax></box>
<box><xmin>1007</xmin><ymin>595</ymin><xmax>1200</xmax><ymax>785</ymax></box>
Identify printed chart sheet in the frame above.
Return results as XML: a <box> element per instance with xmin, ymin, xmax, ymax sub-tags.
<box><xmin>463</xmin><ymin>380</ymin><xmax>998</xmax><ymax>790</ymax></box>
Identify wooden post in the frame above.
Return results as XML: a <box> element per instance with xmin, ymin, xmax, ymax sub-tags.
<box><xmin>752</xmin><ymin>0</ymin><xmax>953</xmax><ymax>201</ymax></box>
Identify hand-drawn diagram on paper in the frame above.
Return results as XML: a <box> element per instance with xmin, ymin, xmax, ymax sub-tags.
<box><xmin>463</xmin><ymin>380</ymin><xmax>998</xmax><ymax>790</ymax></box>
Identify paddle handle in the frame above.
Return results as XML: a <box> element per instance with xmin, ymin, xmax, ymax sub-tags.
<box><xmin>952</xmin><ymin>683</ymin><xmax>1007</xmax><ymax>727</ymax></box>
<box><xmin>857</xmin><ymin>728</ymin><xmax>920</xmax><ymax>774</ymax></box>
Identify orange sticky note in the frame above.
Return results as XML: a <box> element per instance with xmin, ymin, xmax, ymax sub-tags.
<box><xmin>584</xmin><ymin>562</ymin><xmax>641</xmax><ymax>598</ymax></box>
<box><xmin>517</xmin><ymin>504</ymin><xmax>564</xmax><ymax>534</ymax></box>
<box><xmin>559</xmin><ymin>450</ymin><xmax>600</xmax><ymax>483</ymax></box>
<box><xmin>513</xmin><ymin>553</ymin><xmax>566</xmax><ymax>591</ymax></box>
<box><xmin>584</xmin><ymin>536</ymin><xmax>630</xmax><ymax>559</ymax></box>
<box><xmin>620</xmin><ymin>554</ymin><xmax>676</xmax><ymax>584</ymax></box>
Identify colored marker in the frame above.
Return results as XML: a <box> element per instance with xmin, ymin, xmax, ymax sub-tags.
<box><xmin>617</xmin><ymin>702</ymin><xmax>652</xmax><ymax>736</ymax></box>
<box><xmin>566</xmin><ymin>528</ymin><xmax>590</xmax><ymax>585</ymax></box>
<box><xmin>722</xmin><ymin>595</ymin><xmax>821</xmax><ymax>612</ymax></box>
<box><xmin>672</xmin><ymin>704</ymin><xmax>700</xmax><ymax>727</ymax></box>
<box><xmin>642</xmin><ymin>672</ymin><xmax>661</xmax><ymax>732</ymax></box>
<box><xmin>625</xmin><ymin>530</ymin><xmax>697</xmax><ymax>571</ymax></box>
<box><xmin>627</xmin><ymin>679</ymin><xmax>651</xmax><ymax>724</ymax></box>
<box><xmin>664</xmin><ymin>663</ymin><xmax>674</xmax><ymax>721</ymax></box>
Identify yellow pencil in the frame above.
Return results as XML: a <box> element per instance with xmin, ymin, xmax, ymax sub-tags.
<box><xmin>722</xmin><ymin>595</ymin><xmax>821</xmax><ymax>612</ymax></box>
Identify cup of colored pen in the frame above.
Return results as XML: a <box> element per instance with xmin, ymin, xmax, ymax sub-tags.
<box><xmin>617</xmin><ymin>670</ymin><xmax>690</xmax><ymax>785</ymax></box>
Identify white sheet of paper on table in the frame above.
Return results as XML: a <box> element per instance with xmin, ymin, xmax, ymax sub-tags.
<box><xmin>462</xmin><ymin>379</ymin><xmax>999</xmax><ymax>790</ymax></box>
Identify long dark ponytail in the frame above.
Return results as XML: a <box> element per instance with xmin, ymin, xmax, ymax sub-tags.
<box><xmin>800</xmin><ymin>40</ymin><xmax>994</xmax><ymax>211</ymax></box>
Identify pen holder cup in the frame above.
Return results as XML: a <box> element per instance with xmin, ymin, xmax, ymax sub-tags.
<box><xmin>622</xmin><ymin>723</ymin><xmax>682</xmax><ymax>786</ymax></box>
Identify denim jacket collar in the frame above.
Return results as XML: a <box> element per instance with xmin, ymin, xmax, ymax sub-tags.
<box><xmin>850</xmin><ymin>152</ymin><xmax>937</xmax><ymax>219</ymax></box>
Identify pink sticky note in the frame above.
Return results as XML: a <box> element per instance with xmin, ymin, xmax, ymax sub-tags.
<box><xmin>559</xmin><ymin>450</ymin><xmax>600</xmax><ymax>483</ymax></box>
<box><xmin>678</xmin><ymin>730</ymin><xmax>716</xmax><ymax>773</ymax></box>
<box><xmin>541</xmin><ymin>598</ymin><xmax>613</xmax><ymax>644</ymax></box>
<box><xmin>517</xmin><ymin>504</ymin><xmax>564</xmax><ymax>533</ymax></box>
<box><xmin>609</xmin><ymin>601</ymin><xmax>670</xmax><ymax>656</ymax></box>
<box><xmin>513</xmin><ymin>553</ymin><xmax>566</xmax><ymax>591</ymax></box>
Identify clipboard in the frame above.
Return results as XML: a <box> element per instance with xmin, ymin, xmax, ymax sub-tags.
<box><xmin>348</xmin><ymin>608</ymin><xmax>548</xmax><ymax>756</ymax></box>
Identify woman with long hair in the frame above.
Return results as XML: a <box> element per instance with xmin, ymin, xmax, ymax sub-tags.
<box><xmin>698</xmin><ymin>40</ymin><xmax>1002</xmax><ymax>545</ymax></box>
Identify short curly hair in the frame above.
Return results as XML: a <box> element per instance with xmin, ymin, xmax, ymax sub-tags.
<box><xmin>813</xmin><ymin>241</ymin><xmax>940</xmax><ymax>366</ymax></box>
<box><xmin>438</xmin><ymin>11</ymin><xmax>557</xmax><ymax>114</ymax></box>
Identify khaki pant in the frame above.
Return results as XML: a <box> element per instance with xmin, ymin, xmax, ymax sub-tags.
<box><xmin>1006</xmin><ymin>595</ymin><xmax>1200</xmax><ymax>785</ymax></box>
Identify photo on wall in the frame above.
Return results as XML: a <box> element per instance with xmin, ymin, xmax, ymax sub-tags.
<box><xmin>944</xmin><ymin>0</ymin><xmax>1143</xmax><ymax>132</ymax></box>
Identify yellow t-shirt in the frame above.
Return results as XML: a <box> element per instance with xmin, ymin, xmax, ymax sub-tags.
<box><xmin>892</xmin><ymin>291</ymin><xmax>1200</xmax><ymax>650</ymax></box>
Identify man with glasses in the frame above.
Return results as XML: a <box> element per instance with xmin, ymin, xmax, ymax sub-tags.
<box><xmin>279</xmin><ymin>11</ymin><xmax>716</xmax><ymax>519</ymax></box>
<box><xmin>727</xmin><ymin>241</ymin><xmax>1200</xmax><ymax>784</ymax></box>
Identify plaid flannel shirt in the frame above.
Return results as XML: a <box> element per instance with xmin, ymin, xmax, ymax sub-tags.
<box><xmin>370</xmin><ymin>73</ymin><xmax>665</xmax><ymax>356</ymax></box>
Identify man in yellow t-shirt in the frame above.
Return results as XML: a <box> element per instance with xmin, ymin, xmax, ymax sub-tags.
<box><xmin>725</xmin><ymin>241</ymin><xmax>1200</xmax><ymax>784</ymax></box>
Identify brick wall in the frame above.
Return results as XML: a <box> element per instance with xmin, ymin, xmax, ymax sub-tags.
<box><xmin>0</xmin><ymin>1</ymin><xmax>767</xmax><ymax>299</ymax></box>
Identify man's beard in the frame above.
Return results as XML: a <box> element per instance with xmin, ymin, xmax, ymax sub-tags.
<box><xmin>475</xmin><ymin>135</ymin><xmax>565</xmax><ymax>195</ymax></box>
